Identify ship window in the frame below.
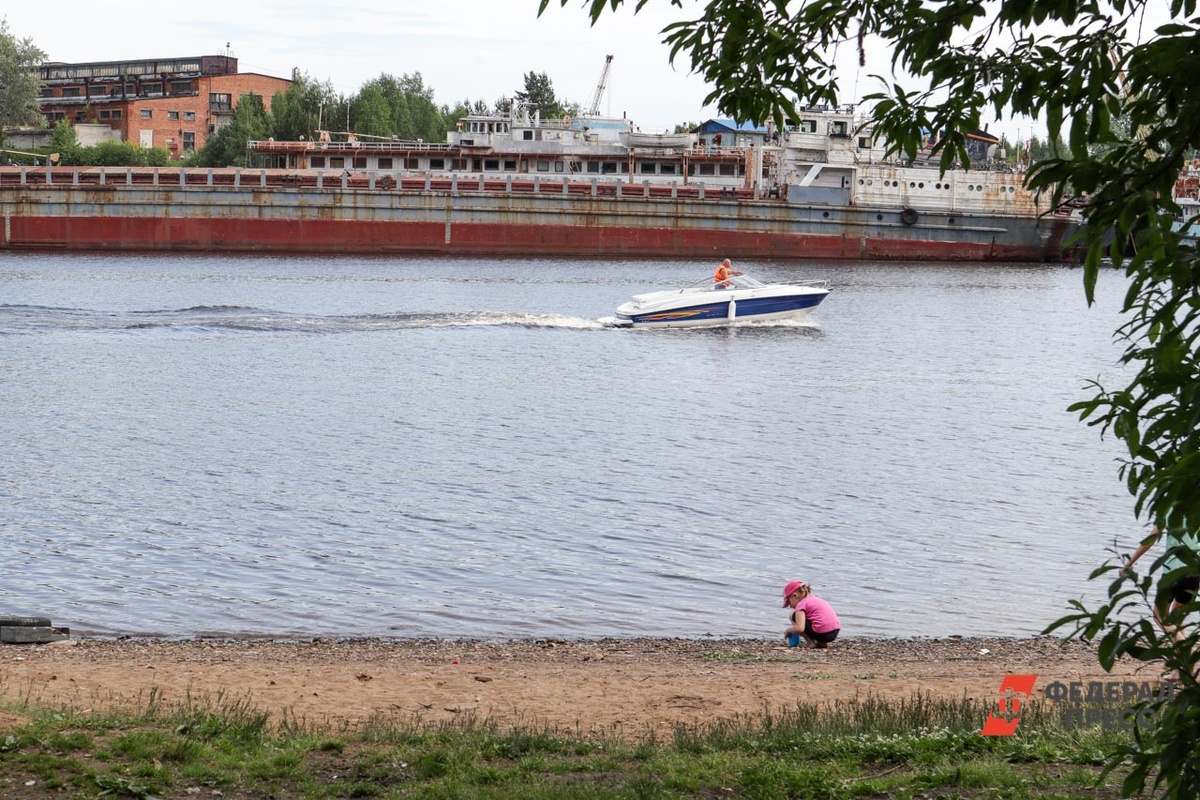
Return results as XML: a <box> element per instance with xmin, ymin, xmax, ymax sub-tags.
<box><xmin>537</xmin><ymin>160</ymin><xmax>550</xmax><ymax>172</ymax></box>
<box><xmin>378</xmin><ymin>158</ymin><xmax>394</xmax><ymax>169</ymax></box>
<box><xmin>523</xmin><ymin>130</ymin><xmax>533</xmax><ymax>140</ymax></box>
<box><xmin>660</xmin><ymin>163</ymin><xmax>676</xmax><ymax>175</ymax></box>
<box><xmin>504</xmin><ymin>159</ymin><xmax>516</xmax><ymax>170</ymax></box>
<box><xmin>719</xmin><ymin>164</ymin><xmax>736</xmax><ymax>176</ymax></box>
<box><xmin>484</xmin><ymin>159</ymin><xmax>500</xmax><ymax>170</ymax></box>
<box><xmin>698</xmin><ymin>164</ymin><xmax>715</xmax><ymax>176</ymax></box>
<box><xmin>311</xmin><ymin>157</ymin><xmax>326</xmax><ymax>167</ymax></box>
<box><xmin>586</xmin><ymin>161</ymin><xmax>600</xmax><ymax>173</ymax></box>
<box><xmin>354</xmin><ymin>157</ymin><xmax>367</xmax><ymax>168</ymax></box>
<box><xmin>640</xmin><ymin>163</ymin><xmax>656</xmax><ymax>174</ymax></box>
<box><xmin>330</xmin><ymin>157</ymin><xmax>345</xmax><ymax>168</ymax></box>
<box><xmin>554</xmin><ymin>161</ymin><xmax>564</xmax><ymax>172</ymax></box>
<box><xmin>430</xmin><ymin>158</ymin><xmax>444</xmax><ymax>169</ymax></box>
<box><xmin>601</xmin><ymin>162</ymin><xmax>618</xmax><ymax>174</ymax></box>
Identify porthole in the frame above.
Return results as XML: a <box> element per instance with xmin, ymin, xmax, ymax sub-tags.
<box><xmin>866</xmin><ymin>179</ymin><xmax>873</xmax><ymax>186</ymax></box>
<box><xmin>935</xmin><ymin>183</ymin><xmax>942</xmax><ymax>189</ymax></box>
<box><xmin>859</xmin><ymin>179</ymin><xmax>865</xmax><ymax>185</ymax></box>
<box><xmin>918</xmin><ymin>182</ymin><xmax>925</xmax><ymax>188</ymax></box>
<box><xmin>876</xmin><ymin>214</ymin><xmax>883</xmax><ymax>221</ymax></box>
<box><xmin>948</xmin><ymin>217</ymin><xmax>955</xmax><ymax>224</ymax></box>
<box><xmin>822</xmin><ymin>211</ymin><xmax>830</xmax><ymax>218</ymax></box>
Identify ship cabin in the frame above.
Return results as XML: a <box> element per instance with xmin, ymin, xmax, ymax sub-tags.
<box><xmin>248</xmin><ymin>107</ymin><xmax>764</xmax><ymax>188</ymax></box>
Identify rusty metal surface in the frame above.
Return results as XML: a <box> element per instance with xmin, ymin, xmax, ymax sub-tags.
<box><xmin>0</xmin><ymin>167</ymin><xmax>1079</xmax><ymax>261</ymax></box>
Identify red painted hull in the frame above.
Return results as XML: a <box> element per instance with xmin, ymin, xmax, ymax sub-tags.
<box><xmin>0</xmin><ymin>167</ymin><xmax>1079</xmax><ymax>261</ymax></box>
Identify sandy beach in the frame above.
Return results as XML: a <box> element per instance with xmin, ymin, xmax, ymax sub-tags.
<box><xmin>0</xmin><ymin>636</ymin><xmax>1155</xmax><ymax>734</ymax></box>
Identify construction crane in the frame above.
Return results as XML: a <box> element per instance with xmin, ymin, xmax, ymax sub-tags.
<box><xmin>586</xmin><ymin>55</ymin><xmax>613</xmax><ymax>116</ymax></box>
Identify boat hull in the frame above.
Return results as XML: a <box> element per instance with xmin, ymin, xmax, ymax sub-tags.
<box><xmin>614</xmin><ymin>286</ymin><xmax>828</xmax><ymax>328</ymax></box>
<box><xmin>0</xmin><ymin>167</ymin><xmax>1079</xmax><ymax>261</ymax></box>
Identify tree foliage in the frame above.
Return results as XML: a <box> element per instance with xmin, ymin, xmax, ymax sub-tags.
<box><xmin>514</xmin><ymin>71</ymin><xmax>566</xmax><ymax>119</ymax></box>
<box><xmin>198</xmin><ymin>93</ymin><xmax>270</xmax><ymax>167</ymax></box>
<box><xmin>0</xmin><ymin>17</ymin><xmax>46</xmax><ymax>147</ymax></box>
<box><xmin>541</xmin><ymin>0</ymin><xmax>1200</xmax><ymax>796</ymax></box>
<box><xmin>270</xmin><ymin>72</ymin><xmax>338</xmax><ymax>142</ymax></box>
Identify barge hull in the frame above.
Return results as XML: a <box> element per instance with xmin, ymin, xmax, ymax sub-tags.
<box><xmin>0</xmin><ymin>167</ymin><xmax>1078</xmax><ymax>261</ymax></box>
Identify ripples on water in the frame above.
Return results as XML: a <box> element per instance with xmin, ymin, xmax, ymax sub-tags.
<box><xmin>0</xmin><ymin>253</ymin><xmax>1134</xmax><ymax>639</ymax></box>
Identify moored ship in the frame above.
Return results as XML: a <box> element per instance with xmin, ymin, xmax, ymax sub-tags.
<box><xmin>0</xmin><ymin>106</ymin><xmax>1080</xmax><ymax>260</ymax></box>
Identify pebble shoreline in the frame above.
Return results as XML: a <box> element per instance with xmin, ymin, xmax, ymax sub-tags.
<box><xmin>25</xmin><ymin>635</ymin><xmax>1097</xmax><ymax>667</ymax></box>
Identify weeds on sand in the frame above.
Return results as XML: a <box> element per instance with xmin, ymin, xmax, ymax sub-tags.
<box><xmin>0</xmin><ymin>692</ymin><xmax>1129</xmax><ymax>798</ymax></box>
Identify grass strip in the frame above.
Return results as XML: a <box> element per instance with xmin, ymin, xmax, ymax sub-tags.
<box><xmin>0</xmin><ymin>691</ymin><xmax>1130</xmax><ymax>798</ymax></box>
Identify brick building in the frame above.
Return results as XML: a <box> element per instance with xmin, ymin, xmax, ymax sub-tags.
<box><xmin>35</xmin><ymin>54</ymin><xmax>292</xmax><ymax>160</ymax></box>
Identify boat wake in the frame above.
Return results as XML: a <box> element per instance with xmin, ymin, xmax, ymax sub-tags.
<box><xmin>0</xmin><ymin>305</ymin><xmax>607</xmax><ymax>335</ymax></box>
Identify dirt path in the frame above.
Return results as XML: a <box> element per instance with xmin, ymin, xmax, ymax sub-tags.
<box><xmin>0</xmin><ymin>636</ymin><xmax>1155</xmax><ymax>734</ymax></box>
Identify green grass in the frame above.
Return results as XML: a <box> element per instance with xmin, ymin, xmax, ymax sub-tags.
<box><xmin>0</xmin><ymin>692</ymin><xmax>1131</xmax><ymax>798</ymax></box>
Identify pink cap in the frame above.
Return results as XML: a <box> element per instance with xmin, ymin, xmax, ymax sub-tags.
<box><xmin>781</xmin><ymin>580</ymin><xmax>805</xmax><ymax>606</ymax></box>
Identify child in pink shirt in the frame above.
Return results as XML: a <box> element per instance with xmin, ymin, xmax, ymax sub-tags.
<box><xmin>782</xmin><ymin>580</ymin><xmax>841</xmax><ymax>648</ymax></box>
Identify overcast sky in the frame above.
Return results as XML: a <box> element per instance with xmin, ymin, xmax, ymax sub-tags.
<box><xmin>6</xmin><ymin>1</ymin><xmax>1051</xmax><ymax>141</ymax></box>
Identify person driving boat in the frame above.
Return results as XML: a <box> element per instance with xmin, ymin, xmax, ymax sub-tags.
<box><xmin>714</xmin><ymin>258</ymin><xmax>743</xmax><ymax>288</ymax></box>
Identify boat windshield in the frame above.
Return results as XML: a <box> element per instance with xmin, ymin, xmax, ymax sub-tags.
<box><xmin>686</xmin><ymin>273</ymin><xmax>768</xmax><ymax>290</ymax></box>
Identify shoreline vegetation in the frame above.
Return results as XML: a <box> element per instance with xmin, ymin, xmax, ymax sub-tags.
<box><xmin>0</xmin><ymin>636</ymin><xmax>1155</xmax><ymax>797</ymax></box>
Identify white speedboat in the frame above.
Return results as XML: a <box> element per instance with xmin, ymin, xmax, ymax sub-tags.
<box><xmin>607</xmin><ymin>274</ymin><xmax>829</xmax><ymax>328</ymax></box>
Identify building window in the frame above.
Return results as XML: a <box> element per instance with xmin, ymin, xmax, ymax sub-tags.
<box><xmin>378</xmin><ymin>158</ymin><xmax>393</xmax><ymax>169</ymax></box>
<box><xmin>111</xmin><ymin>110</ymin><xmax>122</xmax><ymax>120</ymax></box>
<box><xmin>183</xmin><ymin>111</ymin><xmax>196</xmax><ymax>121</ymax></box>
<box><xmin>311</xmin><ymin>156</ymin><xmax>326</xmax><ymax>168</ymax></box>
<box><xmin>140</xmin><ymin>109</ymin><xmax>152</xmax><ymax>119</ymax></box>
<box><xmin>62</xmin><ymin>87</ymin><xmax>81</xmax><ymax>98</ymax></box>
<box><xmin>38</xmin><ymin>87</ymin><xmax>53</xmax><ymax>97</ymax></box>
<box><xmin>168</xmin><ymin>111</ymin><xmax>180</xmax><ymax>120</ymax></box>
<box><xmin>99</xmin><ymin>110</ymin><xmax>111</xmax><ymax>120</ymax></box>
<box><xmin>170</xmin><ymin>80</ymin><xmax>192</xmax><ymax>94</ymax></box>
<box><xmin>182</xmin><ymin>132</ymin><xmax>195</xmax><ymax>152</ymax></box>
<box><xmin>143</xmin><ymin>82</ymin><xmax>163</xmax><ymax>95</ymax></box>
<box><xmin>88</xmin><ymin>85</ymin><xmax>107</xmax><ymax>96</ymax></box>
<box><xmin>74</xmin><ymin>111</ymin><xmax>87</xmax><ymax>122</ymax></box>
<box><xmin>798</xmin><ymin>119</ymin><xmax>817</xmax><ymax>133</ymax></box>
<box><xmin>858</xmin><ymin>137</ymin><xmax>872</xmax><ymax>149</ymax></box>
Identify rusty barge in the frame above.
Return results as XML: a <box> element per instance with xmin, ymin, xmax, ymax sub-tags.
<box><xmin>0</xmin><ymin>106</ymin><xmax>1079</xmax><ymax>260</ymax></box>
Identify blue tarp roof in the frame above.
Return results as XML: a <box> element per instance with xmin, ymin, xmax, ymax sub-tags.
<box><xmin>695</xmin><ymin>119</ymin><xmax>769</xmax><ymax>134</ymax></box>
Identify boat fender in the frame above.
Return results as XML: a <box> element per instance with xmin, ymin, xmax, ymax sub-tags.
<box><xmin>728</xmin><ymin>297</ymin><xmax>737</xmax><ymax>320</ymax></box>
<box><xmin>901</xmin><ymin>207</ymin><xmax>919</xmax><ymax>226</ymax></box>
